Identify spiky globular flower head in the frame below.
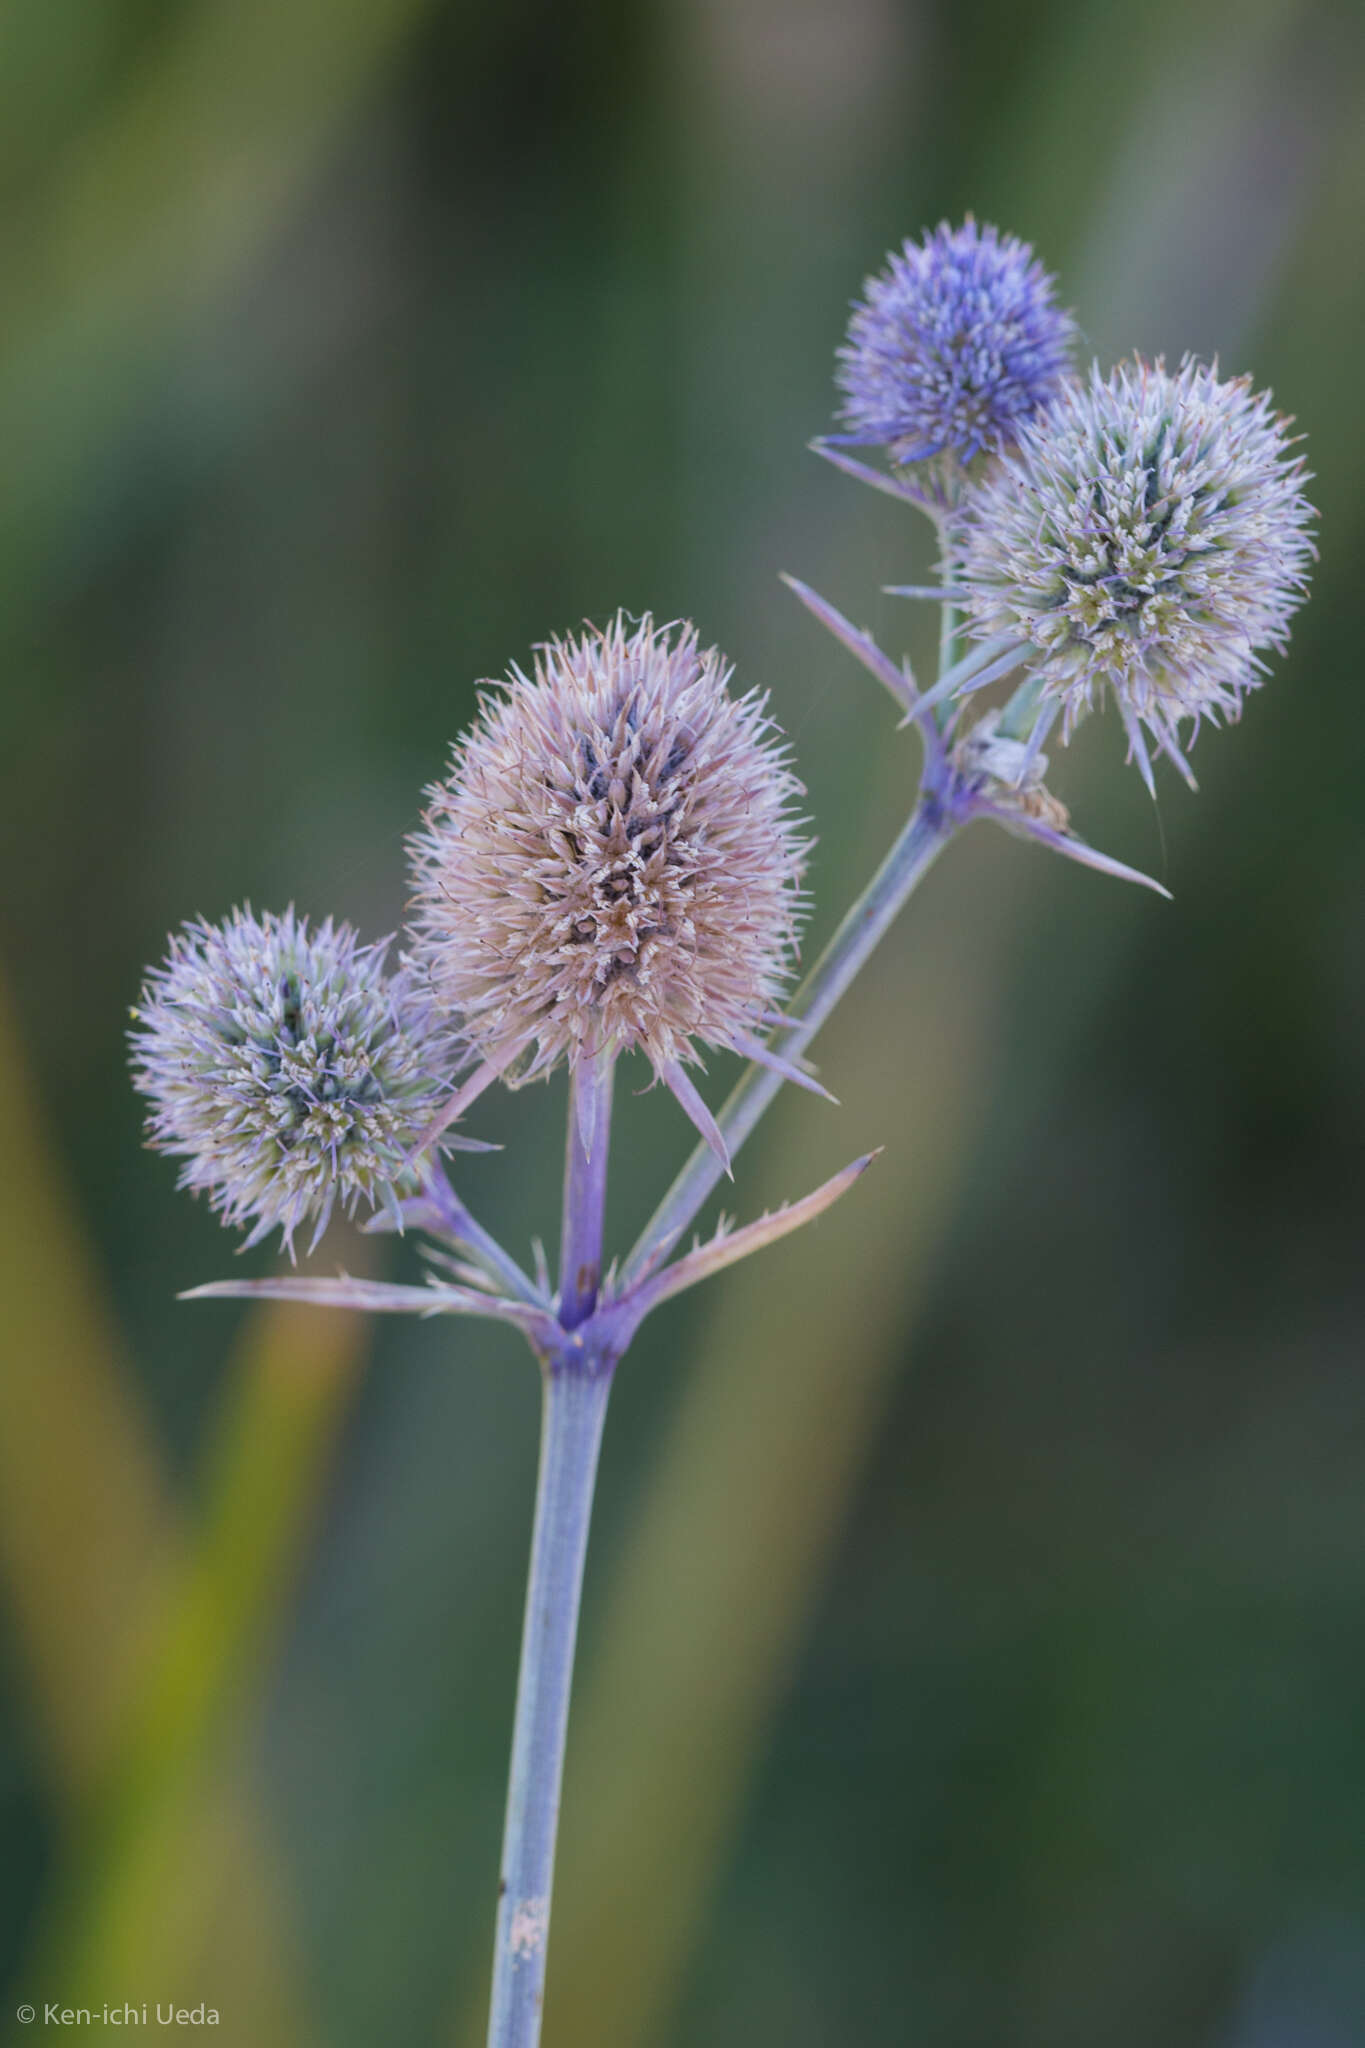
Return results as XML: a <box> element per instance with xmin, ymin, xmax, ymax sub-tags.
<box><xmin>834</xmin><ymin>218</ymin><xmax>1075</xmax><ymax>489</ymax></box>
<box><xmin>130</xmin><ymin>908</ymin><xmax>458</xmax><ymax>1254</ymax></box>
<box><xmin>956</xmin><ymin>357</ymin><xmax>1316</xmax><ymax>787</ymax></box>
<box><xmin>407</xmin><ymin>615</ymin><xmax>808</xmax><ymax>1137</ymax></box>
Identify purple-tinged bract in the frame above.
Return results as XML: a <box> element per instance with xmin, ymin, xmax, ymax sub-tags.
<box><xmin>130</xmin><ymin>908</ymin><xmax>458</xmax><ymax>1254</ymax></box>
<box><xmin>407</xmin><ymin>615</ymin><xmax>808</xmax><ymax>1106</ymax></box>
<box><xmin>956</xmin><ymin>357</ymin><xmax>1316</xmax><ymax>787</ymax></box>
<box><xmin>835</xmin><ymin>219</ymin><xmax>1075</xmax><ymax>482</ymax></box>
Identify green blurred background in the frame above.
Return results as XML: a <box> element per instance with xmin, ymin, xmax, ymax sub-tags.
<box><xmin>2</xmin><ymin>0</ymin><xmax>1363</xmax><ymax>2042</ymax></box>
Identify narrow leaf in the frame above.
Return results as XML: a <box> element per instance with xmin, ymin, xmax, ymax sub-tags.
<box><xmin>574</xmin><ymin>1046</ymin><xmax>614</xmax><ymax>1161</ymax></box>
<box><xmin>405</xmin><ymin>1041</ymin><xmax>520</xmax><ymax>1164</ymax></box>
<box><xmin>362</xmin><ymin>1161</ymin><xmax>550</xmax><ymax>1310</ymax></box>
<box><xmin>419</xmin><ymin>1245</ymin><xmax>508</xmax><ymax>1294</ymax></box>
<box><xmin>623</xmin><ymin>1152</ymin><xmax>880</xmax><ymax>1319</ymax></box>
<box><xmin>180</xmin><ymin>1272</ymin><xmax>553</xmax><ymax>1339</ymax></box>
<box><xmin>780</xmin><ymin>575</ymin><xmax>916</xmax><ymax>712</ymax></box>
<box><xmin>807</xmin><ymin>438</ymin><xmax>925</xmax><ymax>504</ymax></box>
<box><xmin>906</xmin><ymin>634</ymin><xmax>1025</xmax><ymax>720</ymax></box>
<box><xmin>1118</xmin><ymin>699</ymin><xmax>1158</xmax><ymax>797</ymax></box>
<box><xmin>661</xmin><ymin>1062</ymin><xmax>732</xmax><ymax>1178</ymax></box>
<box><xmin>729</xmin><ymin>1027</ymin><xmax>838</xmax><ymax>1104</ymax></box>
<box><xmin>984</xmin><ymin>808</ymin><xmax>1172</xmax><ymax>898</ymax></box>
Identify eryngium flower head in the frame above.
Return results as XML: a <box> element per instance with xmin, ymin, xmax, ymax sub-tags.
<box><xmin>408</xmin><ymin>614</ymin><xmax>807</xmax><ymax>1107</ymax></box>
<box><xmin>130</xmin><ymin>908</ymin><xmax>457</xmax><ymax>1254</ymax></box>
<box><xmin>956</xmin><ymin>357</ymin><xmax>1316</xmax><ymax>787</ymax></box>
<box><xmin>834</xmin><ymin>218</ymin><xmax>1075</xmax><ymax>475</ymax></box>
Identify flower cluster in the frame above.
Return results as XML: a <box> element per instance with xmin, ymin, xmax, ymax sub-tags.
<box><xmin>834</xmin><ymin>218</ymin><xmax>1075</xmax><ymax>486</ymax></box>
<box><xmin>130</xmin><ymin>908</ymin><xmax>457</xmax><ymax>1254</ymax></box>
<box><xmin>955</xmin><ymin>357</ymin><xmax>1315</xmax><ymax>785</ymax></box>
<box><xmin>822</xmin><ymin>220</ymin><xmax>1314</xmax><ymax>789</ymax></box>
<box><xmin>123</xmin><ymin>212</ymin><xmax>1323</xmax><ymax>2048</ymax></box>
<box><xmin>407</xmin><ymin>614</ymin><xmax>809</xmax><ymax>1145</ymax></box>
<box><xmin>131</xmin><ymin>217</ymin><xmax>1318</xmax><ymax>1263</ymax></box>
<box><xmin>133</xmin><ymin>618</ymin><xmax>811</xmax><ymax>1242</ymax></box>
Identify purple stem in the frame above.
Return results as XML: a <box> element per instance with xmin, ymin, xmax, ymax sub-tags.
<box><xmin>557</xmin><ymin>1050</ymin><xmax>615</xmax><ymax>1328</ymax></box>
<box><xmin>420</xmin><ymin>1162</ymin><xmax>550</xmax><ymax>1308</ymax></box>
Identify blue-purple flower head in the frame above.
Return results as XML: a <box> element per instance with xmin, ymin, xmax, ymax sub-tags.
<box><xmin>956</xmin><ymin>357</ymin><xmax>1316</xmax><ymax>789</ymax></box>
<box><xmin>130</xmin><ymin>907</ymin><xmax>458</xmax><ymax>1255</ymax></box>
<box><xmin>834</xmin><ymin>219</ymin><xmax>1075</xmax><ymax>486</ymax></box>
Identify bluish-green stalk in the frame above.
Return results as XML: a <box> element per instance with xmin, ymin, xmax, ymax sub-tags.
<box><xmin>132</xmin><ymin>213</ymin><xmax>1316</xmax><ymax>2048</ymax></box>
<box><xmin>479</xmin><ymin>600</ymin><xmax>977</xmax><ymax>2048</ymax></box>
<box><xmin>620</xmin><ymin>797</ymin><xmax>955</xmax><ymax>1289</ymax></box>
<box><xmin>170</xmin><ymin>597</ymin><xmax>1166</xmax><ymax>2048</ymax></box>
<box><xmin>485</xmin><ymin>1055</ymin><xmax>617</xmax><ymax>2048</ymax></box>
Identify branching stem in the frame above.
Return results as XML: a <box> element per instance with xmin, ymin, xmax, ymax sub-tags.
<box><xmin>620</xmin><ymin>793</ymin><xmax>956</xmax><ymax>1286</ymax></box>
<box><xmin>488</xmin><ymin>583</ymin><xmax>966</xmax><ymax>2048</ymax></box>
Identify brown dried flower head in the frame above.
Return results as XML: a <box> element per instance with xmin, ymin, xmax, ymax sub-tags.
<box><xmin>407</xmin><ymin>614</ymin><xmax>811</xmax><ymax>1157</ymax></box>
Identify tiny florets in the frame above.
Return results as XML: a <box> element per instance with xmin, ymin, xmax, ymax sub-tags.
<box><xmin>130</xmin><ymin>907</ymin><xmax>458</xmax><ymax>1254</ymax></box>
<box><xmin>407</xmin><ymin>614</ymin><xmax>808</xmax><ymax>1090</ymax></box>
<box><xmin>834</xmin><ymin>218</ymin><xmax>1075</xmax><ymax>484</ymax></box>
<box><xmin>956</xmin><ymin>356</ymin><xmax>1316</xmax><ymax>785</ymax></box>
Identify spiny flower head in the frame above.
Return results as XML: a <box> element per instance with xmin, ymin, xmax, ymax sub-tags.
<box><xmin>956</xmin><ymin>357</ymin><xmax>1316</xmax><ymax>787</ymax></box>
<box><xmin>834</xmin><ymin>218</ymin><xmax>1075</xmax><ymax>488</ymax></box>
<box><xmin>408</xmin><ymin>615</ymin><xmax>808</xmax><ymax>1133</ymax></box>
<box><xmin>130</xmin><ymin>907</ymin><xmax>458</xmax><ymax>1254</ymax></box>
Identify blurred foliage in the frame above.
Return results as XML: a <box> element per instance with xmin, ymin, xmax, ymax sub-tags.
<box><xmin>2</xmin><ymin>0</ymin><xmax>1364</xmax><ymax>2044</ymax></box>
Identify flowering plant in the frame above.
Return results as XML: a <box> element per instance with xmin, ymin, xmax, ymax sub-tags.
<box><xmin>130</xmin><ymin>219</ymin><xmax>1313</xmax><ymax>2048</ymax></box>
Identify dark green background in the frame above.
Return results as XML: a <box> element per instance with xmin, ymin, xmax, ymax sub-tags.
<box><xmin>2</xmin><ymin>0</ymin><xmax>1363</xmax><ymax>2042</ymax></box>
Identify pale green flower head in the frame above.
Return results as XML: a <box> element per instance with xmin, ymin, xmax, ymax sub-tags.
<box><xmin>130</xmin><ymin>907</ymin><xmax>459</xmax><ymax>1255</ymax></box>
<box><xmin>956</xmin><ymin>357</ymin><xmax>1315</xmax><ymax>788</ymax></box>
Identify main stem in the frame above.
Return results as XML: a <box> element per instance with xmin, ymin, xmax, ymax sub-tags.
<box><xmin>486</xmin><ymin>1054</ymin><xmax>616</xmax><ymax>2048</ymax></box>
<box><xmin>488</xmin><ymin>584</ymin><xmax>961</xmax><ymax>2041</ymax></box>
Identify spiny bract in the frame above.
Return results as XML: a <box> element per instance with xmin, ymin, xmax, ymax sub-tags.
<box><xmin>130</xmin><ymin>907</ymin><xmax>457</xmax><ymax>1254</ymax></box>
<box><xmin>834</xmin><ymin>218</ymin><xmax>1075</xmax><ymax>484</ymax></box>
<box><xmin>407</xmin><ymin>615</ymin><xmax>808</xmax><ymax>1101</ymax></box>
<box><xmin>956</xmin><ymin>356</ymin><xmax>1316</xmax><ymax>788</ymax></box>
